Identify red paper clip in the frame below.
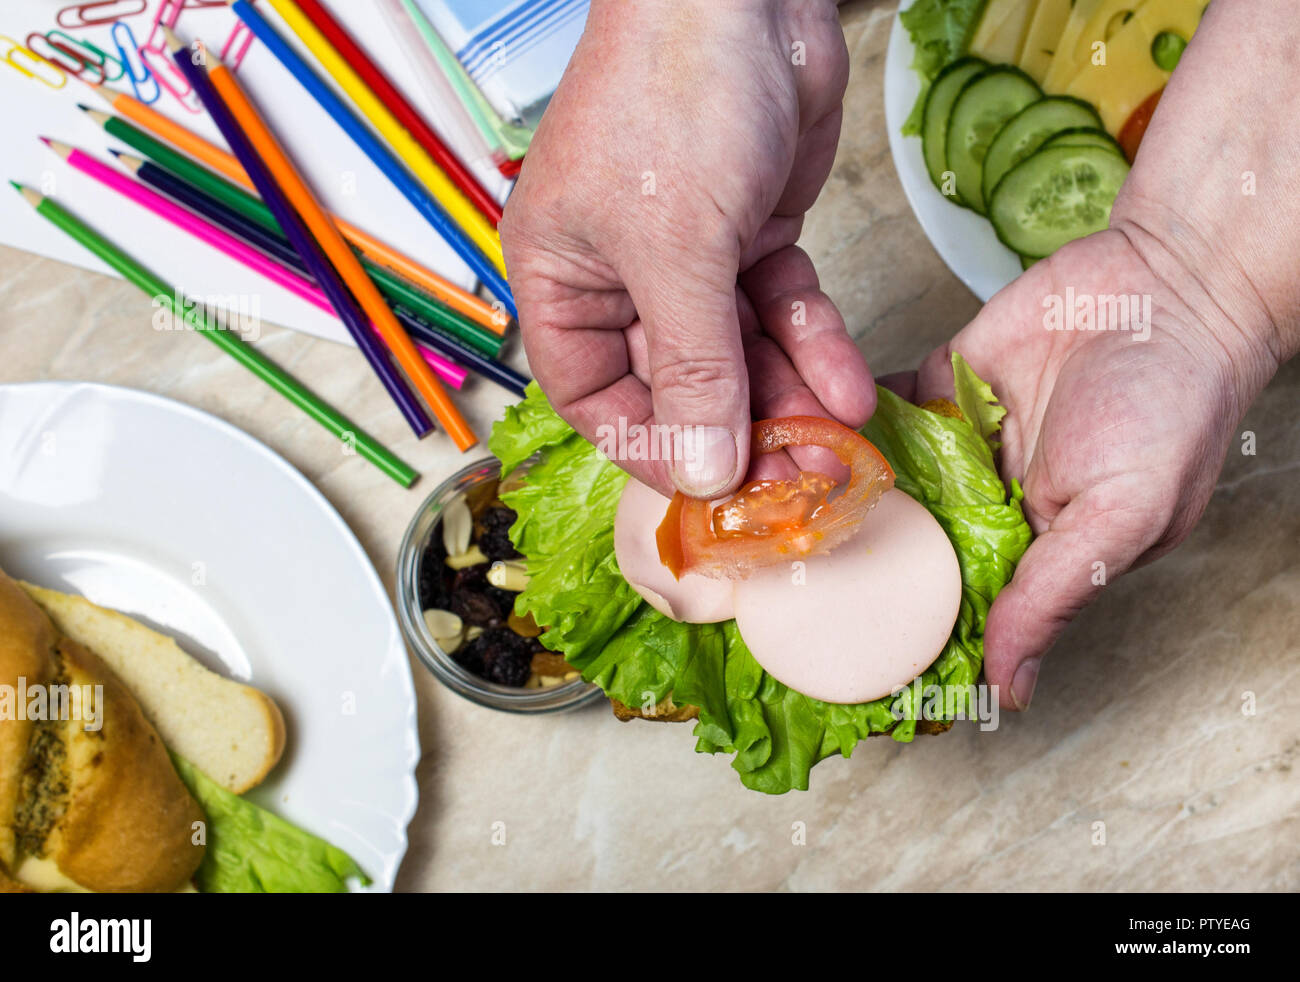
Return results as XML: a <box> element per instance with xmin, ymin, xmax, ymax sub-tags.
<box><xmin>55</xmin><ymin>0</ymin><xmax>148</xmax><ymax>30</ymax></box>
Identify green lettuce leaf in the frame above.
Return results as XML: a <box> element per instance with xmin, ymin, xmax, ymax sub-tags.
<box><xmin>899</xmin><ymin>0</ymin><xmax>989</xmax><ymax>135</ymax></box>
<box><xmin>488</xmin><ymin>361</ymin><xmax>1030</xmax><ymax>794</ymax></box>
<box><xmin>172</xmin><ymin>755</ymin><xmax>370</xmax><ymax>893</ymax></box>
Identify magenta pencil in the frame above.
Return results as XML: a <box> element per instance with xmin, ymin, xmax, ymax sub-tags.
<box><xmin>44</xmin><ymin>139</ymin><xmax>466</xmax><ymax>389</ymax></box>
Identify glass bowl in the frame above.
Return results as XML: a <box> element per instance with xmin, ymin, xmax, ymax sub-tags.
<box><xmin>396</xmin><ymin>457</ymin><xmax>604</xmax><ymax>713</ymax></box>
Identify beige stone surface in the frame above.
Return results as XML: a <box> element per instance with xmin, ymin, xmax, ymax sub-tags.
<box><xmin>0</xmin><ymin>1</ymin><xmax>1295</xmax><ymax>891</ymax></box>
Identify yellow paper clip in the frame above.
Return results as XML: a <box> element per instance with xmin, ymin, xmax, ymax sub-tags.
<box><xmin>0</xmin><ymin>35</ymin><xmax>67</xmax><ymax>89</ymax></box>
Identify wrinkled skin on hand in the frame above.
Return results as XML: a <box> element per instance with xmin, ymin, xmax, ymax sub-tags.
<box><xmin>501</xmin><ymin>0</ymin><xmax>873</xmax><ymax>499</ymax></box>
<box><xmin>887</xmin><ymin>228</ymin><xmax>1280</xmax><ymax>709</ymax></box>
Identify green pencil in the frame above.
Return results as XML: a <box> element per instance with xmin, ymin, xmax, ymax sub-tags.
<box><xmin>80</xmin><ymin>104</ymin><xmax>504</xmax><ymax>359</ymax></box>
<box><xmin>11</xmin><ymin>183</ymin><xmax>419</xmax><ymax>488</ymax></box>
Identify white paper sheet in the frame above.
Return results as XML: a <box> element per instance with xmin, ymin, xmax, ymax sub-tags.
<box><xmin>0</xmin><ymin>0</ymin><xmax>511</xmax><ymax>347</ymax></box>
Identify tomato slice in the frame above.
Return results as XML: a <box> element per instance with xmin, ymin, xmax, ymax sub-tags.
<box><xmin>1118</xmin><ymin>87</ymin><xmax>1163</xmax><ymax>163</ymax></box>
<box><xmin>656</xmin><ymin>416</ymin><xmax>895</xmax><ymax>580</ymax></box>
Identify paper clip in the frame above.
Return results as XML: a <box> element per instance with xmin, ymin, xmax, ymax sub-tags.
<box><xmin>0</xmin><ymin>35</ymin><xmax>67</xmax><ymax>89</ymax></box>
<box><xmin>25</xmin><ymin>32</ymin><xmax>84</xmax><ymax>75</ymax></box>
<box><xmin>36</xmin><ymin>31</ymin><xmax>107</xmax><ymax>85</ymax></box>
<box><xmin>56</xmin><ymin>0</ymin><xmax>149</xmax><ymax>30</ymax></box>
<box><xmin>140</xmin><ymin>44</ymin><xmax>202</xmax><ymax>113</ymax></box>
<box><xmin>143</xmin><ymin>0</ymin><xmax>186</xmax><ymax>51</ymax></box>
<box><xmin>47</xmin><ymin>30</ymin><xmax>126</xmax><ymax>82</ymax></box>
<box><xmin>111</xmin><ymin>21</ymin><xmax>160</xmax><ymax>104</ymax></box>
<box><xmin>220</xmin><ymin>18</ymin><xmax>256</xmax><ymax>72</ymax></box>
<box><xmin>135</xmin><ymin>0</ymin><xmax>203</xmax><ymax>112</ymax></box>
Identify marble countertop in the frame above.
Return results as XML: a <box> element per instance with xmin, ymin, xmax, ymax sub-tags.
<box><xmin>0</xmin><ymin>1</ymin><xmax>1295</xmax><ymax>892</ymax></box>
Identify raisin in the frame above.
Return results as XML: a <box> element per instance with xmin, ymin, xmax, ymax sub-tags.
<box><xmin>451</xmin><ymin>588</ymin><xmax>504</xmax><ymax>628</ymax></box>
<box><xmin>417</xmin><ymin>533</ymin><xmax>454</xmax><ymax>610</ymax></box>
<box><xmin>450</xmin><ymin>634</ymin><xmax>487</xmax><ymax>677</ymax></box>
<box><xmin>478</xmin><ymin>627</ymin><xmax>533</xmax><ymax>687</ymax></box>
<box><xmin>479</xmin><ymin>505</ymin><xmax>521</xmax><ymax>562</ymax></box>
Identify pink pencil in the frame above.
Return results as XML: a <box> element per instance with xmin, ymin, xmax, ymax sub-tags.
<box><xmin>41</xmin><ymin>138</ymin><xmax>467</xmax><ymax>390</ymax></box>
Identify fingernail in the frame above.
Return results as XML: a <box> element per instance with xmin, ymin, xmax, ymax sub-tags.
<box><xmin>1010</xmin><ymin>657</ymin><xmax>1040</xmax><ymax>710</ymax></box>
<box><xmin>670</xmin><ymin>425</ymin><xmax>737</xmax><ymax>497</ymax></box>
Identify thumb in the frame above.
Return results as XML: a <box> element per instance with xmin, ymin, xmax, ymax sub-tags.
<box><xmin>984</xmin><ymin>483</ymin><xmax>1154</xmax><ymax>711</ymax></box>
<box><xmin>626</xmin><ymin>248</ymin><xmax>751</xmax><ymax>499</ymax></box>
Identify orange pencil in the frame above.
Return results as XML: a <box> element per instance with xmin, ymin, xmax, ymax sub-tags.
<box><xmin>164</xmin><ymin>30</ymin><xmax>477</xmax><ymax>451</ymax></box>
<box><xmin>86</xmin><ymin>83</ymin><xmax>507</xmax><ymax>335</ymax></box>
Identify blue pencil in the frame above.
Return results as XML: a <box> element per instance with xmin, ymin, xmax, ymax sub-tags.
<box><xmin>230</xmin><ymin>0</ymin><xmax>516</xmax><ymax>318</ymax></box>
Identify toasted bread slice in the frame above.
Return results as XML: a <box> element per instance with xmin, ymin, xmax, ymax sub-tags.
<box><xmin>19</xmin><ymin>582</ymin><xmax>285</xmax><ymax>795</ymax></box>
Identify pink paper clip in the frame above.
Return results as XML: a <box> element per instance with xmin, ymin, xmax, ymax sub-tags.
<box><xmin>140</xmin><ymin>44</ymin><xmax>203</xmax><ymax>113</ymax></box>
<box><xmin>143</xmin><ymin>0</ymin><xmax>186</xmax><ymax>51</ymax></box>
<box><xmin>55</xmin><ymin>0</ymin><xmax>149</xmax><ymax>30</ymax></box>
<box><xmin>111</xmin><ymin>20</ymin><xmax>160</xmax><ymax>104</ymax></box>
<box><xmin>0</xmin><ymin>34</ymin><xmax>67</xmax><ymax>88</ymax></box>
<box><xmin>220</xmin><ymin>18</ymin><xmax>256</xmax><ymax>72</ymax></box>
<box><xmin>139</xmin><ymin>0</ymin><xmax>204</xmax><ymax>113</ymax></box>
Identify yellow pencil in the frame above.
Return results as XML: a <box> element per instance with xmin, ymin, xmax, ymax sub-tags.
<box><xmin>260</xmin><ymin>0</ymin><xmax>506</xmax><ymax>278</ymax></box>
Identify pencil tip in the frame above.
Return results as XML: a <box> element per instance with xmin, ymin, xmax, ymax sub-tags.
<box><xmin>76</xmin><ymin>103</ymin><xmax>90</xmax><ymax>112</ymax></box>
<box><xmin>8</xmin><ymin>181</ymin><xmax>22</xmax><ymax>193</ymax></box>
<box><xmin>107</xmin><ymin>147</ymin><xmax>121</xmax><ymax>158</ymax></box>
<box><xmin>160</xmin><ymin>25</ymin><xmax>184</xmax><ymax>53</ymax></box>
<box><xmin>38</xmin><ymin>136</ymin><xmax>51</xmax><ymax>147</ymax></box>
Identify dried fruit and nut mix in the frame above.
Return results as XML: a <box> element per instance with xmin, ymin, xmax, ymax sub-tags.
<box><xmin>417</xmin><ymin>478</ymin><xmax>580</xmax><ymax>690</ymax></box>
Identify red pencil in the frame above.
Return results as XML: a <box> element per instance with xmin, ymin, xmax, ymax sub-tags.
<box><xmin>292</xmin><ymin>0</ymin><xmax>504</xmax><ymax>227</ymax></box>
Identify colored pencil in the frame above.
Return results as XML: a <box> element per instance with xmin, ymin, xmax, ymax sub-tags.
<box><xmin>230</xmin><ymin>0</ymin><xmax>515</xmax><ymax>317</ymax></box>
<box><xmin>10</xmin><ymin>183</ymin><xmax>417</xmax><ymax>487</ymax></box>
<box><xmin>157</xmin><ymin>39</ymin><xmax>431</xmax><ymax>439</ymax></box>
<box><xmin>106</xmin><ymin>141</ymin><xmax>504</xmax><ymax>356</ymax></box>
<box><xmin>84</xmin><ymin>88</ymin><xmax>509</xmax><ymax>333</ymax></box>
<box><xmin>111</xmin><ymin>151</ymin><xmax>520</xmax><ymax>392</ymax></box>
<box><xmin>167</xmin><ymin>30</ymin><xmax>477</xmax><ymax>451</ymax></box>
<box><xmin>291</xmin><ymin>0</ymin><xmax>502</xmax><ymax>227</ymax></box>
<box><xmin>254</xmin><ymin>0</ymin><xmax>504</xmax><ymax>272</ymax></box>
<box><xmin>61</xmin><ymin>143</ymin><xmax>468</xmax><ymax>389</ymax></box>
<box><xmin>399</xmin><ymin>314</ymin><xmax>529</xmax><ymax>398</ymax></box>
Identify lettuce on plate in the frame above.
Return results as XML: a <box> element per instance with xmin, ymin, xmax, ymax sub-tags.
<box><xmin>172</xmin><ymin>755</ymin><xmax>370</xmax><ymax>893</ymax></box>
<box><xmin>489</xmin><ymin>354</ymin><xmax>1031</xmax><ymax>794</ymax></box>
<box><xmin>899</xmin><ymin>0</ymin><xmax>989</xmax><ymax>134</ymax></box>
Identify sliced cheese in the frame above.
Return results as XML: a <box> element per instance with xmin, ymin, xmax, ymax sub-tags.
<box><xmin>969</xmin><ymin>0</ymin><xmax>1040</xmax><ymax>65</ymax></box>
<box><xmin>1063</xmin><ymin>0</ymin><xmax>1203</xmax><ymax>133</ymax></box>
<box><xmin>1018</xmin><ymin>0</ymin><xmax>1073</xmax><ymax>83</ymax></box>
<box><xmin>1040</xmin><ymin>0</ymin><xmax>1107</xmax><ymax>92</ymax></box>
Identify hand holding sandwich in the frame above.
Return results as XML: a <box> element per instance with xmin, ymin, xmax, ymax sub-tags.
<box><xmin>898</xmin><ymin>0</ymin><xmax>1300</xmax><ymax>709</ymax></box>
<box><xmin>504</xmin><ymin>0</ymin><xmax>1299</xmax><ymax>714</ymax></box>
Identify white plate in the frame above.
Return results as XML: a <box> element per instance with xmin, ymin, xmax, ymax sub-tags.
<box><xmin>884</xmin><ymin>0</ymin><xmax>1022</xmax><ymax>303</ymax></box>
<box><xmin>0</xmin><ymin>382</ymin><xmax>419</xmax><ymax>892</ymax></box>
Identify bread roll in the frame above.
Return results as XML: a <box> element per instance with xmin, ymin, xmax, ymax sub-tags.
<box><xmin>0</xmin><ymin>569</ymin><xmax>205</xmax><ymax>892</ymax></box>
<box><xmin>21</xmin><ymin>582</ymin><xmax>285</xmax><ymax>794</ymax></box>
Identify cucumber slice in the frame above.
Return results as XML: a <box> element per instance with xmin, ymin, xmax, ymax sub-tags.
<box><xmin>981</xmin><ymin>97</ymin><xmax>1103</xmax><ymax>208</ymax></box>
<box><xmin>1019</xmin><ymin>253</ymin><xmax>1038</xmax><ymax>271</ymax></box>
<box><xmin>922</xmin><ymin>57</ymin><xmax>989</xmax><ymax>204</ymax></box>
<box><xmin>945</xmin><ymin>67</ymin><xmax>1042</xmax><ymax>215</ymax></box>
<box><xmin>988</xmin><ymin>145</ymin><xmax>1131</xmax><ymax>257</ymax></box>
<box><xmin>1041</xmin><ymin>126</ymin><xmax>1125</xmax><ymax>156</ymax></box>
